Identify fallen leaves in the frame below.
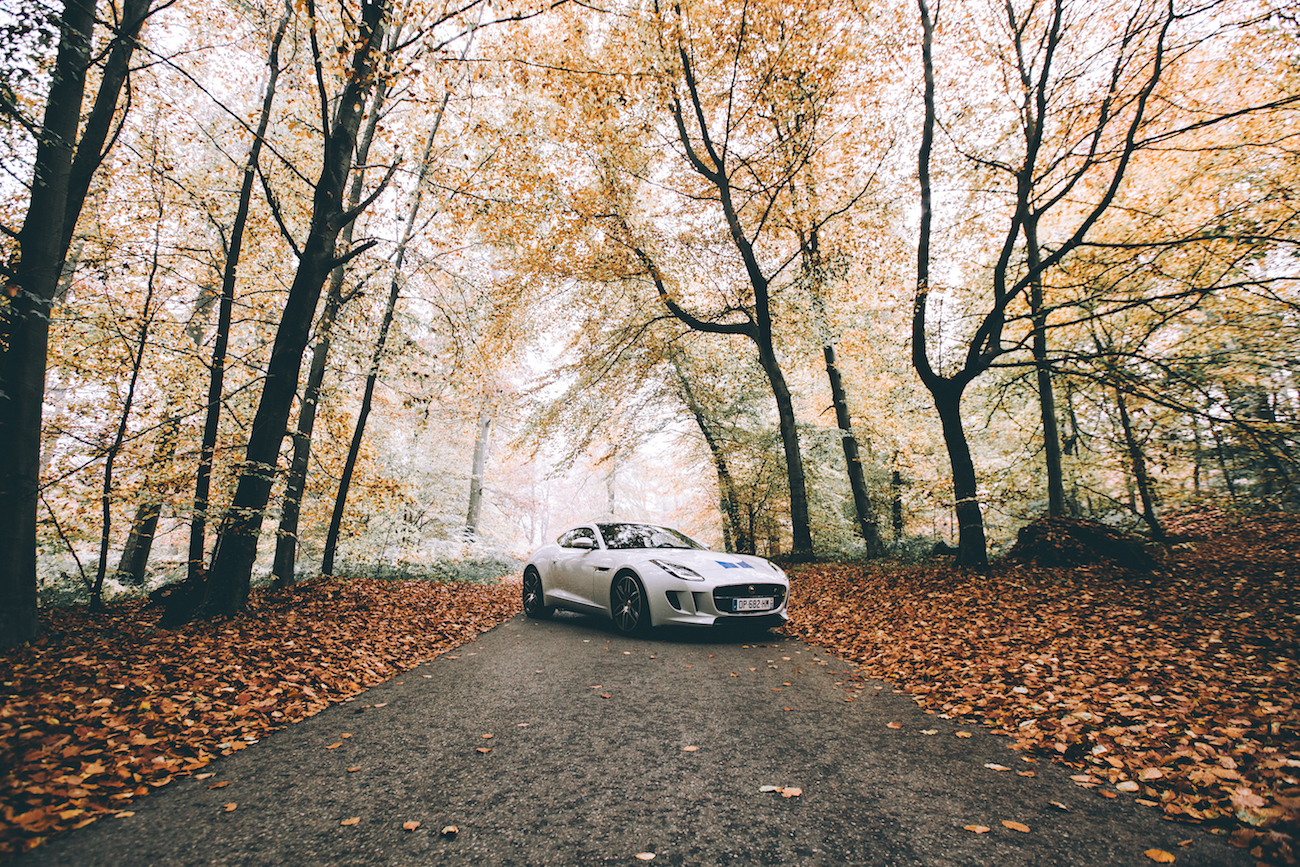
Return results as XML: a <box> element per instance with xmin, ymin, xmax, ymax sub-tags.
<box><xmin>341</xmin><ymin>817</ymin><xmax>360</xmax><ymax>826</ymax></box>
<box><xmin>1145</xmin><ymin>849</ymin><xmax>1176</xmax><ymax>863</ymax></box>
<box><xmin>784</xmin><ymin>512</ymin><xmax>1300</xmax><ymax>865</ymax></box>
<box><xmin>1001</xmin><ymin>820</ymin><xmax>1031</xmax><ymax>833</ymax></box>
<box><xmin>759</xmin><ymin>785</ymin><xmax>802</xmax><ymax>797</ymax></box>
<box><xmin>0</xmin><ymin>577</ymin><xmax>517</xmax><ymax>859</ymax></box>
<box><xmin>964</xmin><ymin>824</ymin><xmax>991</xmax><ymax>833</ymax></box>
<box><xmin>402</xmin><ymin>820</ymin><xmax>420</xmax><ymax>831</ymax></box>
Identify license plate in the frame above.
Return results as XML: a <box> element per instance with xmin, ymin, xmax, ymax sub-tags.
<box><xmin>733</xmin><ymin>597</ymin><xmax>773</xmax><ymax>612</ymax></box>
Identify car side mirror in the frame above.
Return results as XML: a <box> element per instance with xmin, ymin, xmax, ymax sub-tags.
<box><xmin>572</xmin><ymin>537</ymin><xmax>596</xmax><ymax>550</ymax></box>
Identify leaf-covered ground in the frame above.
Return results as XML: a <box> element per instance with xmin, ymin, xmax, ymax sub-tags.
<box><xmin>2</xmin><ymin>513</ymin><xmax>1296</xmax><ymax>864</ymax></box>
<box><xmin>784</xmin><ymin>512</ymin><xmax>1300</xmax><ymax>866</ymax></box>
<box><xmin>0</xmin><ymin>578</ymin><xmax>518</xmax><ymax>861</ymax></box>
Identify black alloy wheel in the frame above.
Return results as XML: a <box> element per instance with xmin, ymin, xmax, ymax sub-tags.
<box><xmin>610</xmin><ymin>573</ymin><xmax>648</xmax><ymax>634</ymax></box>
<box><xmin>522</xmin><ymin>569</ymin><xmax>552</xmax><ymax>619</ymax></box>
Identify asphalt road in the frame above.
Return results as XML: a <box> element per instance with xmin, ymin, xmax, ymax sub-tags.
<box><xmin>14</xmin><ymin>611</ymin><xmax>1252</xmax><ymax>866</ymax></box>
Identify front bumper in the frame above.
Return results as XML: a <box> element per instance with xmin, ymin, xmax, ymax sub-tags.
<box><xmin>650</xmin><ymin>581</ymin><xmax>789</xmax><ymax>628</ymax></box>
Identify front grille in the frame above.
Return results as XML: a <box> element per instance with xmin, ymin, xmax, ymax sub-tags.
<box><xmin>713</xmin><ymin>583</ymin><xmax>786</xmax><ymax>613</ymax></box>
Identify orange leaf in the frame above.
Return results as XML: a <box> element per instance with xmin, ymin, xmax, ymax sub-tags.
<box><xmin>964</xmin><ymin>825</ymin><xmax>990</xmax><ymax>834</ymax></box>
<box><xmin>1001</xmin><ymin>821</ymin><xmax>1030</xmax><ymax>833</ymax></box>
<box><xmin>402</xmin><ymin>821</ymin><xmax>420</xmax><ymax>831</ymax></box>
<box><xmin>326</xmin><ymin>742</ymin><xmax>343</xmax><ymax>750</ymax></box>
<box><xmin>886</xmin><ymin>722</ymin><xmax>902</xmax><ymax>729</ymax></box>
<box><xmin>223</xmin><ymin>803</ymin><xmax>237</xmax><ymax>813</ymax></box>
<box><xmin>341</xmin><ymin>817</ymin><xmax>360</xmax><ymax>826</ymax></box>
<box><xmin>1144</xmin><ymin>849</ymin><xmax>1175</xmax><ymax>863</ymax></box>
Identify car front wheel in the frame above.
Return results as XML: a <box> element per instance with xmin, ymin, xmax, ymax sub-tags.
<box><xmin>610</xmin><ymin>572</ymin><xmax>649</xmax><ymax>634</ymax></box>
<box><xmin>522</xmin><ymin>568</ymin><xmax>552</xmax><ymax>619</ymax></box>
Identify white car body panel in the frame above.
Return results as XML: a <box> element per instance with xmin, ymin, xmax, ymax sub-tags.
<box><xmin>522</xmin><ymin>522</ymin><xmax>790</xmax><ymax>631</ymax></box>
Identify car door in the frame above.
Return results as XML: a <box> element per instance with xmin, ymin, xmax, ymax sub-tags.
<box><xmin>549</xmin><ymin>526</ymin><xmax>599</xmax><ymax>606</ymax></box>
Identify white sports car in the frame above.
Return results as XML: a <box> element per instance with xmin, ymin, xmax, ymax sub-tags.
<box><xmin>521</xmin><ymin>522</ymin><xmax>789</xmax><ymax>634</ymax></box>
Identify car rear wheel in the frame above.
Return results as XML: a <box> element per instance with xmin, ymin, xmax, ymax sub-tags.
<box><xmin>610</xmin><ymin>572</ymin><xmax>649</xmax><ymax>634</ymax></box>
<box><xmin>522</xmin><ymin>568</ymin><xmax>552</xmax><ymax>619</ymax></box>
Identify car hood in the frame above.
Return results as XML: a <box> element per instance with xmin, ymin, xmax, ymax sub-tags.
<box><xmin>640</xmin><ymin>549</ymin><xmax>781</xmax><ymax>578</ymax></box>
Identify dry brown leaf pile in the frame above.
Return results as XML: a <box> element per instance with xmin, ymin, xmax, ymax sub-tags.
<box><xmin>0</xmin><ymin>577</ymin><xmax>517</xmax><ymax>860</ymax></box>
<box><xmin>784</xmin><ymin>512</ymin><xmax>1300</xmax><ymax>865</ymax></box>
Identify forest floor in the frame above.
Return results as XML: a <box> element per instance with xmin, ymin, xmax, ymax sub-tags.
<box><xmin>784</xmin><ymin>510</ymin><xmax>1300</xmax><ymax>866</ymax></box>
<box><xmin>1</xmin><ymin>510</ymin><xmax>1296</xmax><ymax>864</ymax></box>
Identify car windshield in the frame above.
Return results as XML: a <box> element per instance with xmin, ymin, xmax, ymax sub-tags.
<box><xmin>597</xmin><ymin>523</ymin><xmax>704</xmax><ymax>551</ymax></box>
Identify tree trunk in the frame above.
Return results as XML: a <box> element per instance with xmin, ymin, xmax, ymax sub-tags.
<box><xmin>1115</xmin><ymin>387</ymin><xmax>1165</xmax><ymax>542</ymax></box>
<box><xmin>200</xmin><ymin>0</ymin><xmax>389</xmax><ymax>617</ymax></box>
<box><xmin>891</xmin><ymin>452</ymin><xmax>904</xmax><ymax>541</ymax></box>
<box><xmin>464</xmin><ymin>407</ymin><xmax>492</xmax><ymax>537</ymax></box>
<box><xmin>823</xmin><ymin>343</ymin><xmax>883</xmax><ymax>556</ymax></box>
<box><xmin>673</xmin><ymin>359</ymin><xmax>750</xmax><ymax>554</ymax></box>
<box><xmin>933</xmin><ymin>385</ymin><xmax>989</xmax><ymax>567</ymax></box>
<box><xmin>272</xmin><ymin>65</ymin><xmax>391</xmax><ymax>587</ymax></box>
<box><xmin>320</xmin><ymin>88</ymin><xmax>449</xmax><ymax>576</ymax></box>
<box><xmin>92</xmin><ymin>237</ymin><xmax>160</xmax><ymax>608</ymax></box>
<box><xmin>1025</xmin><ymin>217</ymin><xmax>1065</xmax><ymax>516</ymax></box>
<box><xmin>184</xmin><ymin>2</ymin><xmax>291</xmax><ymax>596</ymax></box>
<box><xmin>913</xmin><ymin>0</ymin><xmax>988</xmax><ymax>568</ymax></box>
<box><xmin>0</xmin><ymin>0</ymin><xmax>96</xmax><ymax>647</ymax></box>
<box><xmin>321</xmin><ymin>274</ymin><xmax>400</xmax><ymax>575</ymax></box>
<box><xmin>753</xmin><ymin>339</ymin><xmax>813</xmax><ymax>559</ymax></box>
<box><xmin>269</xmin><ymin>300</ymin><xmax>336</xmax><ymax>587</ymax></box>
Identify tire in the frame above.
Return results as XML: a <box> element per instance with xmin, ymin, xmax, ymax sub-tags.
<box><xmin>522</xmin><ymin>568</ymin><xmax>553</xmax><ymax>619</ymax></box>
<box><xmin>610</xmin><ymin>572</ymin><xmax>649</xmax><ymax>635</ymax></box>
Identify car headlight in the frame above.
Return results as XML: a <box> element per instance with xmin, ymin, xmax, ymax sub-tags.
<box><xmin>650</xmin><ymin>559</ymin><xmax>703</xmax><ymax>581</ymax></box>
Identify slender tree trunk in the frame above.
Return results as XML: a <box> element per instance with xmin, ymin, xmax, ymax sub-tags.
<box><xmin>321</xmin><ymin>276</ymin><xmax>400</xmax><ymax>575</ymax></box>
<box><xmin>269</xmin><ymin>295</ymin><xmax>337</xmax><ymax>587</ymax></box>
<box><xmin>0</xmin><ymin>0</ymin><xmax>96</xmax><ymax>647</ymax></box>
<box><xmin>1025</xmin><ymin>217</ymin><xmax>1065</xmax><ymax>515</ymax></box>
<box><xmin>185</xmin><ymin>2</ymin><xmax>291</xmax><ymax>593</ymax></box>
<box><xmin>319</xmin><ymin>90</ymin><xmax>449</xmax><ymax>575</ymax></box>
<box><xmin>464</xmin><ymin>407</ymin><xmax>492</xmax><ymax>538</ymax></box>
<box><xmin>115</xmin><ymin>418</ymin><xmax>176</xmax><ymax>585</ymax></box>
<box><xmin>92</xmin><ymin>232</ymin><xmax>160</xmax><ymax>608</ymax></box>
<box><xmin>200</xmin><ymin>0</ymin><xmax>389</xmax><ymax>617</ymax></box>
<box><xmin>891</xmin><ymin>451</ymin><xmax>904</xmax><ymax>541</ymax></box>
<box><xmin>674</xmin><ymin>359</ymin><xmax>750</xmax><ymax>554</ymax></box>
<box><xmin>823</xmin><ymin>343</ymin><xmax>883</xmax><ymax>555</ymax></box>
<box><xmin>1115</xmin><ymin>388</ymin><xmax>1164</xmax><ymax>541</ymax></box>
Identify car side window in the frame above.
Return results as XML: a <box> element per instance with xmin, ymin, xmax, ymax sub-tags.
<box><xmin>558</xmin><ymin>527</ymin><xmax>597</xmax><ymax>548</ymax></box>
